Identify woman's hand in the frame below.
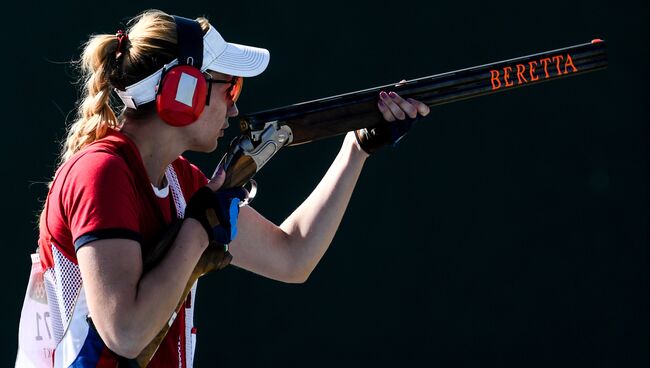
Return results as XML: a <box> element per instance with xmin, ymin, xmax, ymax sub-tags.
<box><xmin>354</xmin><ymin>89</ymin><xmax>430</xmax><ymax>154</ymax></box>
<box><xmin>187</xmin><ymin>165</ymin><xmax>247</xmax><ymax>245</ymax></box>
<box><xmin>206</xmin><ymin>164</ymin><xmax>226</xmax><ymax>191</ymax></box>
<box><xmin>377</xmin><ymin>90</ymin><xmax>430</xmax><ymax>123</ymax></box>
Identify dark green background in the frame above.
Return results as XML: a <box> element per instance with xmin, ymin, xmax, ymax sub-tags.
<box><xmin>3</xmin><ymin>0</ymin><xmax>647</xmax><ymax>367</ymax></box>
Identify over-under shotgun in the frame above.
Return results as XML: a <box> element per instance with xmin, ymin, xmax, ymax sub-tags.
<box><xmin>134</xmin><ymin>39</ymin><xmax>608</xmax><ymax>365</ymax></box>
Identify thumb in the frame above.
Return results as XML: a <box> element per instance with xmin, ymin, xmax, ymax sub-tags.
<box><xmin>206</xmin><ymin>165</ymin><xmax>226</xmax><ymax>191</ymax></box>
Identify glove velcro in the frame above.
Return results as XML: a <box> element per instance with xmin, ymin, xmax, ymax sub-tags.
<box><xmin>185</xmin><ymin>186</ymin><xmax>247</xmax><ymax>244</ymax></box>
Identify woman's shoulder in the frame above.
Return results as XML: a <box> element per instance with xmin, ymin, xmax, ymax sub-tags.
<box><xmin>53</xmin><ymin>146</ymin><xmax>136</xmax><ymax>199</ymax></box>
<box><xmin>62</xmin><ymin>148</ymin><xmax>130</xmax><ymax>180</ymax></box>
<box><xmin>56</xmin><ymin>131</ymin><xmax>137</xmax><ymax>182</ymax></box>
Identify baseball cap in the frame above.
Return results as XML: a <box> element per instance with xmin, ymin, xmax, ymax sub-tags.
<box><xmin>116</xmin><ymin>24</ymin><xmax>269</xmax><ymax>109</ymax></box>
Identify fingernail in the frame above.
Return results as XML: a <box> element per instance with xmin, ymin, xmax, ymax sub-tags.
<box><xmin>379</xmin><ymin>91</ymin><xmax>388</xmax><ymax>99</ymax></box>
<box><xmin>389</xmin><ymin>91</ymin><xmax>398</xmax><ymax>98</ymax></box>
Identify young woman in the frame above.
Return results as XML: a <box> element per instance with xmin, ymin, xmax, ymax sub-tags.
<box><xmin>34</xmin><ymin>9</ymin><xmax>430</xmax><ymax>367</ymax></box>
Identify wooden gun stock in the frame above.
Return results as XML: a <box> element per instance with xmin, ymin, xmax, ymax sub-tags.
<box><xmin>134</xmin><ymin>233</ymin><xmax>231</xmax><ymax>366</ymax></box>
<box><xmin>134</xmin><ymin>164</ymin><xmax>255</xmax><ymax>366</ymax></box>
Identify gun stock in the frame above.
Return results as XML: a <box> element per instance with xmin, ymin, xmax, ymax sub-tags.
<box><xmin>134</xmin><ymin>163</ymin><xmax>252</xmax><ymax>365</ymax></box>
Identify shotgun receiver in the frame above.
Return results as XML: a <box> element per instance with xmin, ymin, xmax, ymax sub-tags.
<box><xmin>135</xmin><ymin>39</ymin><xmax>608</xmax><ymax>365</ymax></box>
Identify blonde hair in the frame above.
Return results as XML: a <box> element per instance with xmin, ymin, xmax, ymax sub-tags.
<box><xmin>60</xmin><ymin>9</ymin><xmax>209</xmax><ymax>163</ymax></box>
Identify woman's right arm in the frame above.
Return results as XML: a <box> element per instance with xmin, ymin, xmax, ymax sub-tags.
<box><xmin>69</xmin><ymin>153</ymin><xmax>227</xmax><ymax>358</ymax></box>
<box><xmin>76</xmin><ymin>218</ymin><xmax>208</xmax><ymax>358</ymax></box>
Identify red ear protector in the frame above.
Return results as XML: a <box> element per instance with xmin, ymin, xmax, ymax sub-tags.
<box><xmin>156</xmin><ymin>16</ymin><xmax>207</xmax><ymax>126</ymax></box>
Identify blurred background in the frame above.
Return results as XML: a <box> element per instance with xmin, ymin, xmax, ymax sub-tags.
<box><xmin>3</xmin><ymin>0</ymin><xmax>647</xmax><ymax>367</ymax></box>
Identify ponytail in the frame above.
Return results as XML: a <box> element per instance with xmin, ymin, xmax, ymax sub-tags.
<box><xmin>60</xmin><ymin>34</ymin><xmax>120</xmax><ymax>163</ymax></box>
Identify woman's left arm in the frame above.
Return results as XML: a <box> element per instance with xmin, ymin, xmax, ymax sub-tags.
<box><xmin>228</xmin><ymin>93</ymin><xmax>429</xmax><ymax>283</ymax></box>
<box><xmin>229</xmin><ymin>132</ymin><xmax>367</xmax><ymax>283</ymax></box>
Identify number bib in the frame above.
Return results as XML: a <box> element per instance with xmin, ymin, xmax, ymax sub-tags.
<box><xmin>15</xmin><ymin>253</ymin><xmax>54</xmax><ymax>367</ymax></box>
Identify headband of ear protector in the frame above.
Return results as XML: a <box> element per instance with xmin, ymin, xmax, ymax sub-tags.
<box><xmin>156</xmin><ymin>16</ymin><xmax>208</xmax><ymax>126</ymax></box>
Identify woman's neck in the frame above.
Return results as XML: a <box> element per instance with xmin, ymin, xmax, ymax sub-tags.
<box><xmin>120</xmin><ymin>122</ymin><xmax>184</xmax><ymax>188</ymax></box>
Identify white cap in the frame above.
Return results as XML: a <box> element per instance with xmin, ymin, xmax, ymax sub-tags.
<box><xmin>115</xmin><ymin>25</ymin><xmax>270</xmax><ymax>109</ymax></box>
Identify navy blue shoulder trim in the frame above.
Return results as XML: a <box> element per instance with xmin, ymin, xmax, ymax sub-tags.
<box><xmin>74</xmin><ymin>228</ymin><xmax>142</xmax><ymax>252</ymax></box>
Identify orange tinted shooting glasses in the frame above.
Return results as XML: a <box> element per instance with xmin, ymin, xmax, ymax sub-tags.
<box><xmin>205</xmin><ymin>75</ymin><xmax>243</xmax><ymax>105</ymax></box>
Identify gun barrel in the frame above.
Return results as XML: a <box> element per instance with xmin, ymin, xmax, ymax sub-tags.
<box><xmin>240</xmin><ymin>40</ymin><xmax>607</xmax><ymax>146</ymax></box>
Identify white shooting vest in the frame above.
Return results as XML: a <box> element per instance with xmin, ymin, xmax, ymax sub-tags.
<box><xmin>16</xmin><ymin>165</ymin><xmax>198</xmax><ymax>367</ymax></box>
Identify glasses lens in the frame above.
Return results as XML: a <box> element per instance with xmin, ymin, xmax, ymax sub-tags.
<box><xmin>229</xmin><ymin>77</ymin><xmax>243</xmax><ymax>103</ymax></box>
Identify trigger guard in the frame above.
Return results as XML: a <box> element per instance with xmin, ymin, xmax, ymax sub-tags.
<box><xmin>239</xmin><ymin>179</ymin><xmax>257</xmax><ymax>207</ymax></box>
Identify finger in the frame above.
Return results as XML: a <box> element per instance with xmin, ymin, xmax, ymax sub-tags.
<box><xmin>388</xmin><ymin>91</ymin><xmax>418</xmax><ymax>119</ymax></box>
<box><xmin>377</xmin><ymin>92</ymin><xmax>396</xmax><ymax>122</ymax></box>
<box><xmin>407</xmin><ymin>98</ymin><xmax>431</xmax><ymax>117</ymax></box>
<box><xmin>379</xmin><ymin>91</ymin><xmax>407</xmax><ymax>120</ymax></box>
<box><xmin>206</xmin><ymin>165</ymin><xmax>226</xmax><ymax>191</ymax></box>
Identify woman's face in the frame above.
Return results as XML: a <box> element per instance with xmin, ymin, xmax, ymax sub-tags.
<box><xmin>186</xmin><ymin>71</ymin><xmax>240</xmax><ymax>152</ymax></box>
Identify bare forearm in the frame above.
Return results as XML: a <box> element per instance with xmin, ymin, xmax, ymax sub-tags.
<box><xmin>81</xmin><ymin>219</ymin><xmax>208</xmax><ymax>357</ymax></box>
<box><xmin>132</xmin><ymin>221</ymin><xmax>206</xmax><ymax>331</ymax></box>
<box><xmin>227</xmin><ymin>133</ymin><xmax>368</xmax><ymax>282</ymax></box>
<box><xmin>279</xmin><ymin>133</ymin><xmax>367</xmax><ymax>280</ymax></box>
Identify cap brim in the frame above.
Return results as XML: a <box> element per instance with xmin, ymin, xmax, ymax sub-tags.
<box><xmin>206</xmin><ymin>42</ymin><xmax>270</xmax><ymax>78</ymax></box>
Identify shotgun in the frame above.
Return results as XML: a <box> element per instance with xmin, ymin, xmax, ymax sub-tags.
<box><xmin>134</xmin><ymin>39</ymin><xmax>608</xmax><ymax>365</ymax></box>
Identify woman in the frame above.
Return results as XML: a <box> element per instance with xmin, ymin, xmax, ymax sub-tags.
<box><xmin>34</xmin><ymin>9</ymin><xmax>430</xmax><ymax>367</ymax></box>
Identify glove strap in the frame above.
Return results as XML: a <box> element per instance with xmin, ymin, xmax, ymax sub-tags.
<box><xmin>355</xmin><ymin>116</ymin><xmax>418</xmax><ymax>155</ymax></box>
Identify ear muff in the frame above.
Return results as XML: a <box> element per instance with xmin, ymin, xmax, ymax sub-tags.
<box><xmin>156</xmin><ymin>65</ymin><xmax>207</xmax><ymax>126</ymax></box>
<box><xmin>156</xmin><ymin>16</ymin><xmax>207</xmax><ymax>127</ymax></box>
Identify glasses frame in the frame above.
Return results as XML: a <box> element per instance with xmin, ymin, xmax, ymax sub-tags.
<box><xmin>204</xmin><ymin>74</ymin><xmax>242</xmax><ymax>106</ymax></box>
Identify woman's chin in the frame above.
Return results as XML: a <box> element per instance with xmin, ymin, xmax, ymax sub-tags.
<box><xmin>204</xmin><ymin>140</ymin><xmax>219</xmax><ymax>153</ymax></box>
<box><xmin>190</xmin><ymin>139</ymin><xmax>219</xmax><ymax>153</ymax></box>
